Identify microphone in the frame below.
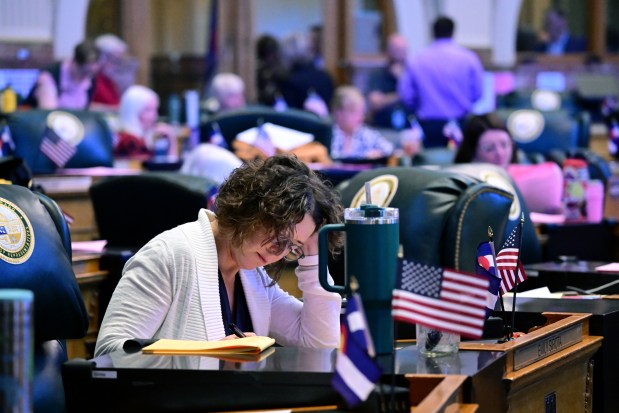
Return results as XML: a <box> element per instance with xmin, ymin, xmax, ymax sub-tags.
<box><xmin>566</xmin><ymin>278</ymin><xmax>619</xmax><ymax>295</ymax></box>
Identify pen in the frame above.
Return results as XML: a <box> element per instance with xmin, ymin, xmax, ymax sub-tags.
<box><xmin>228</xmin><ymin>323</ymin><xmax>246</xmax><ymax>338</ymax></box>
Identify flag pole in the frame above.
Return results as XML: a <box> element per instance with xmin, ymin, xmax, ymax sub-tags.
<box><xmin>509</xmin><ymin>213</ymin><xmax>525</xmax><ymax>340</ymax></box>
<box><xmin>351</xmin><ymin>276</ymin><xmax>387</xmax><ymax>413</ymax></box>
<box><xmin>488</xmin><ymin>226</ymin><xmax>505</xmax><ymax>313</ymax></box>
<box><xmin>488</xmin><ymin>226</ymin><xmax>510</xmax><ymax>339</ymax></box>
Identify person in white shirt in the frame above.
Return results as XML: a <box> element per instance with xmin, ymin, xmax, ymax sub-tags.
<box><xmin>95</xmin><ymin>154</ymin><xmax>344</xmax><ymax>356</ymax></box>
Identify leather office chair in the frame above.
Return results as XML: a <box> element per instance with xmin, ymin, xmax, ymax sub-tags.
<box><xmin>334</xmin><ymin>166</ymin><xmax>515</xmax><ymax>340</ymax></box>
<box><xmin>497</xmin><ymin>89</ymin><xmax>580</xmax><ymax>115</ymax></box>
<box><xmin>440</xmin><ymin>163</ymin><xmax>543</xmax><ymax>265</ymax></box>
<box><xmin>0</xmin><ymin>184</ymin><xmax>88</xmax><ymax>413</ymax></box>
<box><xmin>200</xmin><ymin>106</ymin><xmax>333</xmax><ymax>151</ymax></box>
<box><xmin>335</xmin><ymin>166</ymin><xmax>514</xmax><ymax>273</ymax></box>
<box><xmin>89</xmin><ymin>172</ymin><xmax>217</xmax><ymax>319</ymax></box>
<box><xmin>5</xmin><ymin>109</ymin><xmax>114</xmax><ymax>174</ymax></box>
<box><xmin>494</xmin><ymin>108</ymin><xmax>591</xmax><ymax>157</ymax></box>
<box><xmin>493</xmin><ymin>108</ymin><xmax>613</xmax><ymax>185</ymax></box>
<box><xmin>0</xmin><ymin>155</ymin><xmax>33</xmax><ymax>187</ymax></box>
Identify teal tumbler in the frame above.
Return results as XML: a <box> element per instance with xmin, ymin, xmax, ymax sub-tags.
<box><xmin>319</xmin><ymin>204</ymin><xmax>399</xmax><ymax>355</ymax></box>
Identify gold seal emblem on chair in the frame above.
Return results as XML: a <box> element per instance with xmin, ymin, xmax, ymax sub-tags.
<box><xmin>0</xmin><ymin>197</ymin><xmax>34</xmax><ymax>264</ymax></box>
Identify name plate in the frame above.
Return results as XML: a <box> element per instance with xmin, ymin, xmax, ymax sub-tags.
<box><xmin>513</xmin><ymin>324</ymin><xmax>582</xmax><ymax>371</ymax></box>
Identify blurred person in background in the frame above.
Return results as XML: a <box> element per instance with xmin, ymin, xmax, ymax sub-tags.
<box><xmin>367</xmin><ymin>33</ymin><xmax>411</xmax><ymax>129</ymax></box>
<box><xmin>330</xmin><ymin>86</ymin><xmax>394</xmax><ymax>161</ymax></box>
<box><xmin>91</xmin><ymin>33</ymin><xmax>136</xmax><ymax>110</ymax></box>
<box><xmin>181</xmin><ymin>143</ymin><xmax>243</xmax><ymax>186</ymax></box>
<box><xmin>454</xmin><ymin>113</ymin><xmax>516</xmax><ymax>169</ymax></box>
<box><xmin>256</xmin><ymin>35</ymin><xmax>287</xmax><ymax>107</ymax></box>
<box><xmin>205</xmin><ymin>72</ymin><xmax>247</xmax><ymax>115</ymax></box>
<box><xmin>25</xmin><ymin>40</ymin><xmax>102</xmax><ymax>110</ymax></box>
<box><xmin>278</xmin><ymin>32</ymin><xmax>333</xmax><ymax>116</ymax></box>
<box><xmin>535</xmin><ymin>8</ymin><xmax>586</xmax><ymax>55</ymax></box>
<box><xmin>114</xmin><ymin>85</ymin><xmax>177</xmax><ymax>158</ymax></box>
<box><xmin>398</xmin><ymin>16</ymin><xmax>483</xmax><ymax>147</ymax></box>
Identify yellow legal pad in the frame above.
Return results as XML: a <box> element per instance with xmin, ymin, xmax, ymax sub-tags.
<box><xmin>142</xmin><ymin>336</ymin><xmax>276</xmax><ymax>355</ymax></box>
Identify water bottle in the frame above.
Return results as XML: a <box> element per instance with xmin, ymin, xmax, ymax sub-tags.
<box><xmin>318</xmin><ymin>183</ymin><xmax>399</xmax><ymax>355</ymax></box>
<box><xmin>167</xmin><ymin>93</ymin><xmax>182</xmax><ymax>125</ymax></box>
<box><xmin>1</xmin><ymin>84</ymin><xmax>17</xmax><ymax>113</ymax></box>
<box><xmin>0</xmin><ymin>289</ymin><xmax>34</xmax><ymax>413</ymax></box>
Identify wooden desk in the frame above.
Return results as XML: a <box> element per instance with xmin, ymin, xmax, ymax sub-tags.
<box><xmin>524</xmin><ymin>260</ymin><xmax>619</xmax><ymax>293</ymax></box>
<box><xmin>461</xmin><ymin>313</ymin><xmax>601</xmax><ymax>413</ymax></box>
<box><xmin>63</xmin><ymin>313</ymin><xmax>599</xmax><ymax>413</ymax></box>
<box><xmin>34</xmin><ymin>167</ymin><xmax>142</xmax><ymax>242</ymax></box>
<box><xmin>35</xmin><ymin>175</ymin><xmax>98</xmax><ymax>241</ymax></box>
<box><xmin>63</xmin><ymin>345</ymin><xmax>501</xmax><ymax>413</ymax></box>
<box><xmin>67</xmin><ymin>251</ymin><xmax>108</xmax><ymax>360</ymax></box>
<box><xmin>503</xmin><ymin>300</ymin><xmax>619</xmax><ymax>413</ymax></box>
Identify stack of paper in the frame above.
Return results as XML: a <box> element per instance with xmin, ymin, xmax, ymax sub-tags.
<box><xmin>142</xmin><ymin>336</ymin><xmax>275</xmax><ymax>356</ymax></box>
<box><xmin>236</xmin><ymin>123</ymin><xmax>314</xmax><ymax>151</ymax></box>
<box><xmin>595</xmin><ymin>263</ymin><xmax>619</xmax><ymax>273</ymax></box>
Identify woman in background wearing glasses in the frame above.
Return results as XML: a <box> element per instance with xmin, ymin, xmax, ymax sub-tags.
<box><xmin>95</xmin><ymin>154</ymin><xmax>344</xmax><ymax>356</ymax></box>
<box><xmin>453</xmin><ymin>113</ymin><xmax>517</xmax><ymax>169</ymax></box>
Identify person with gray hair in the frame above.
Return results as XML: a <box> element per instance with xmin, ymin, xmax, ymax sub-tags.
<box><xmin>91</xmin><ymin>33</ymin><xmax>137</xmax><ymax>110</ymax></box>
<box><xmin>114</xmin><ymin>85</ymin><xmax>176</xmax><ymax>157</ymax></box>
<box><xmin>181</xmin><ymin>143</ymin><xmax>243</xmax><ymax>185</ymax></box>
<box><xmin>206</xmin><ymin>72</ymin><xmax>246</xmax><ymax>114</ymax></box>
<box><xmin>330</xmin><ymin>85</ymin><xmax>394</xmax><ymax>160</ymax></box>
<box><xmin>277</xmin><ymin>31</ymin><xmax>334</xmax><ymax>112</ymax></box>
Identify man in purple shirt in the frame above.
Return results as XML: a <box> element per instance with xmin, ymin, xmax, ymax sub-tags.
<box><xmin>398</xmin><ymin>16</ymin><xmax>484</xmax><ymax>147</ymax></box>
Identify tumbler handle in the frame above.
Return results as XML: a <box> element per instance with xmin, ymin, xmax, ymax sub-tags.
<box><xmin>318</xmin><ymin>223</ymin><xmax>346</xmax><ymax>293</ymax></box>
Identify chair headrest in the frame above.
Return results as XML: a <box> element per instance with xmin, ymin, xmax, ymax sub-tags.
<box><xmin>336</xmin><ymin>166</ymin><xmax>514</xmax><ymax>271</ymax></box>
<box><xmin>7</xmin><ymin>109</ymin><xmax>114</xmax><ymax>174</ymax></box>
<box><xmin>441</xmin><ymin>163</ymin><xmax>542</xmax><ymax>264</ymax></box>
<box><xmin>90</xmin><ymin>173</ymin><xmax>214</xmax><ymax>249</ymax></box>
<box><xmin>0</xmin><ymin>184</ymin><xmax>88</xmax><ymax>341</ymax></box>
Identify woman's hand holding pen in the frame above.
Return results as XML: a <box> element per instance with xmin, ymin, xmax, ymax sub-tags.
<box><xmin>222</xmin><ymin>323</ymin><xmax>256</xmax><ymax>340</ymax></box>
<box><xmin>222</xmin><ymin>332</ymin><xmax>256</xmax><ymax>340</ymax></box>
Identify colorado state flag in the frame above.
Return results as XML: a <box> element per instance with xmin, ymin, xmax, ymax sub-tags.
<box><xmin>332</xmin><ymin>291</ymin><xmax>382</xmax><ymax>407</ymax></box>
<box><xmin>476</xmin><ymin>242</ymin><xmax>501</xmax><ymax>316</ymax></box>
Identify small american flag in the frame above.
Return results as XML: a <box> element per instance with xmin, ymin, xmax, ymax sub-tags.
<box><xmin>40</xmin><ymin>127</ymin><xmax>76</xmax><ymax>168</ymax></box>
<box><xmin>392</xmin><ymin>259</ymin><xmax>489</xmax><ymax>339</ymax></box>
<box><xmin>253</xmin><ymin>123</ymin><xmax>275</xmax><ymax>157</ymax></box>
<box><xmin>496</xmin><ymin>225</ymin><xmax>527</xmax><ymax>295</ymax></box>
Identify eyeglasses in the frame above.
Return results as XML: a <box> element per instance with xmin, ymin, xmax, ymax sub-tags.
<box><xmin>284</xmin><ymin>242</ymin><xmax>305</xmax><ymax>262</ymax></box>
<box><xmin>267</xmin><ymin>238</ymin><xmax>306</xmax><ymax>262</ymax></box>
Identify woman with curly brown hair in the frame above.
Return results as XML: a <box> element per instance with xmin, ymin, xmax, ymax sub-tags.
<box><xmin>95</xmin><ymin>154</ymin><xmax>344</xmax><ymax>356</ymax></box>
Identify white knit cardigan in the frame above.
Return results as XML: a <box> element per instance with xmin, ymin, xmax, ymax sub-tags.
<box><xmin>94</xmin><ymin>209</ymin><xmax>342</xmax><ymax>357</ymax></box>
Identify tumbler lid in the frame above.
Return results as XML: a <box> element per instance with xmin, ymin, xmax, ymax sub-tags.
<box><xmin>0</xmin><ymin>289</ymin><xmax>33</xmax><ymax>302</ymax></box>
<box><xmin>345</xmin><ymin>205</ymin><xmax>399</xmax><ymax>223</ymax></box>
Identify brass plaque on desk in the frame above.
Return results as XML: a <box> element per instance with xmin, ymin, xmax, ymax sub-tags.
<box><xmin>513</xmin><ymin>324</ymin><xmax>582</xmax><ymax>371</ymax></box>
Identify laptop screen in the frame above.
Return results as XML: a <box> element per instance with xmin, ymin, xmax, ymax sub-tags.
<box><xmin>0</xmin><ymin>68</ymin><xmax>40</xmax><ymax>99</ymax></box>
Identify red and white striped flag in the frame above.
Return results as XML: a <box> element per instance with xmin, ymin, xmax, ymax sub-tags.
<box><xmin>40</xmin><ymin>127</ymin><xmax>76</xmax><ymax>168</ymax></box>
<box><xmin>392</xmin><ymin>259</ymin><xmax>489</xmax><ymax>339</ymax></box>
<box><xmin>496</xmin><ymin>225</ymin><xmax>527</xmax><ymax>295</ymax></box>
